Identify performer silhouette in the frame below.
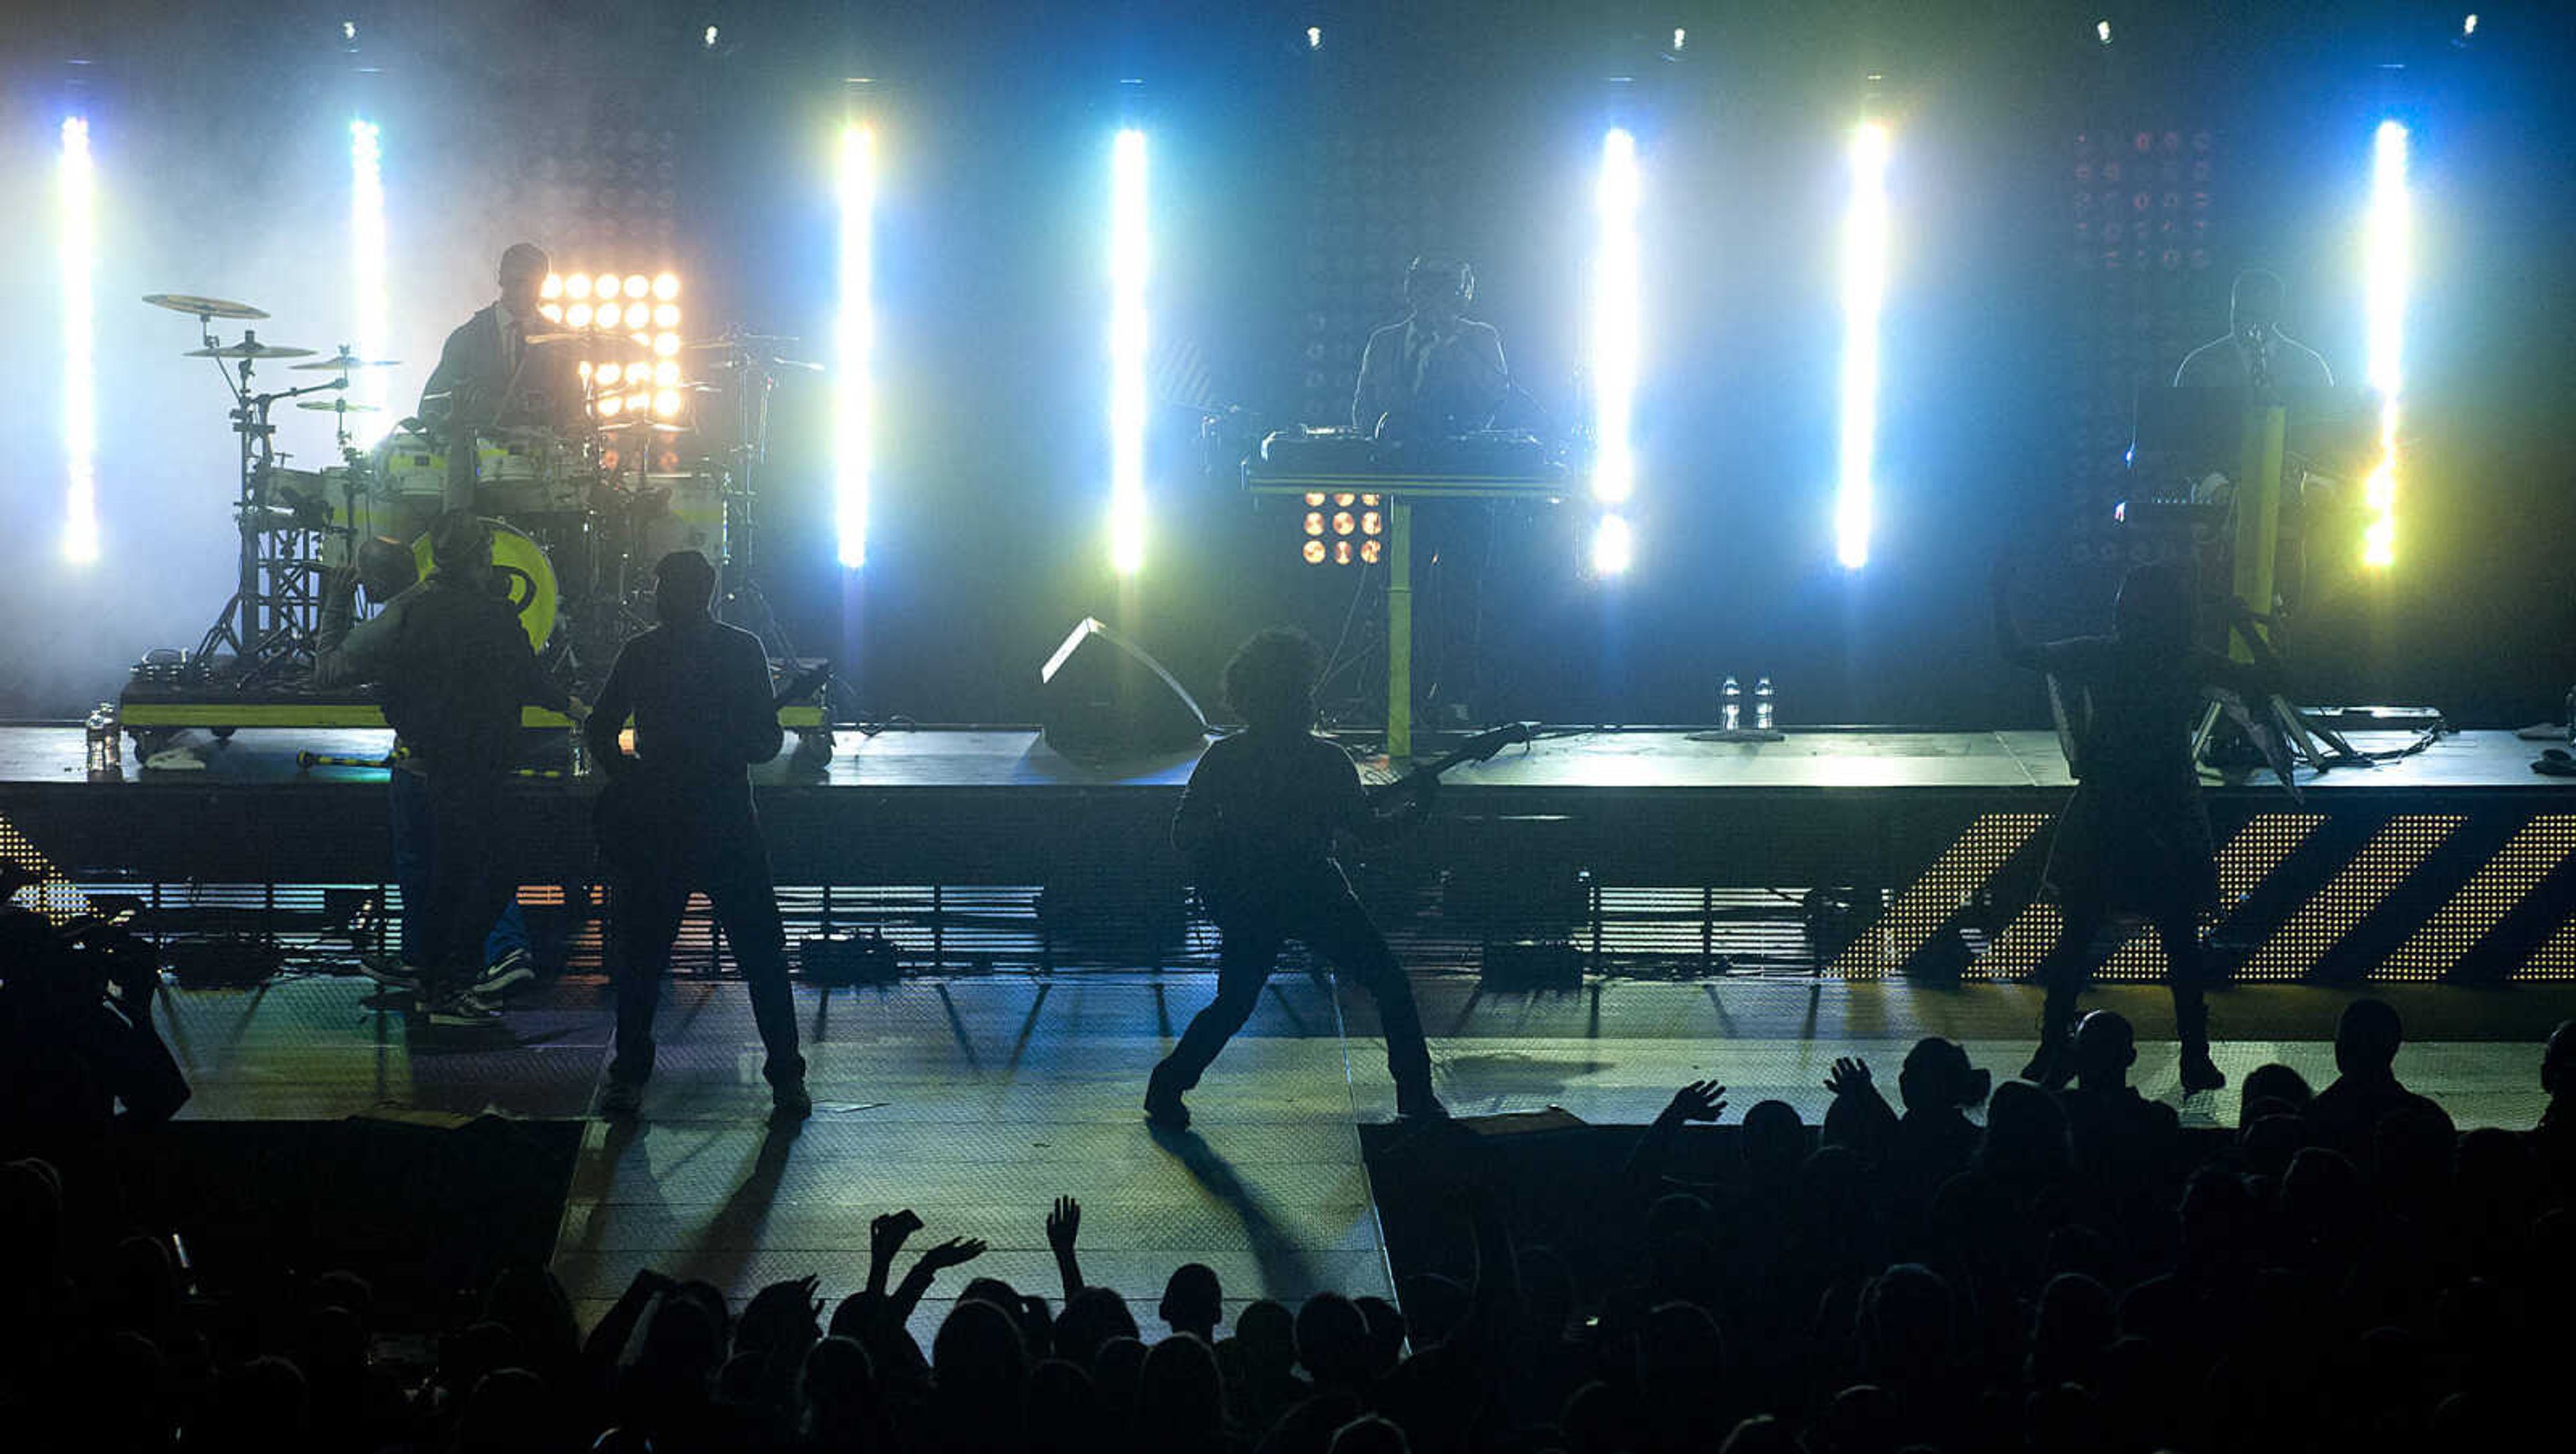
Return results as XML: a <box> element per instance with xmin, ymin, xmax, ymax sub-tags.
<box><xmin>1146</xmin><ymin>629</ymin><xmax>1446</xmax><ymax>1128</ymax></box>
<box><xmin>1993</xmin><ymin>558</ymin><xmax>2267</xmax><ymax>1094</ymax></box>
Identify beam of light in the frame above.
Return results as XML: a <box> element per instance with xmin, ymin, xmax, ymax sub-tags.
<box><xmin>60</xmin><ymin>117</ymin><xmax>98</xmax><ymax>564</ymax></box>
<box><xmin>1590</xmin><ymin>128</ymin><xmax>1640</xmax><ymax>573</ymax></box>
<box><xmin>836</xmin><ymin>123</ymin><xmax>875</xmax><ymax>570</ymax></box>
<box><xmin>2362</xmin><ymin>119</ymin><xmax>2409</xmax><ymax>568</ymax></box>
<box><xmin>1108</xmin><ymin>128</ymin><xmax>1150</xmax><ymax>576</ymax></box>
<box><xmin>349</xmin><ymin>119</ymin><xmax>390</xmax><ymax>442</ymax></box>
<box><xmin>1837</xmin><ymin>121</ymin><xmax>1892</xmax><ymax>571</ymax></box>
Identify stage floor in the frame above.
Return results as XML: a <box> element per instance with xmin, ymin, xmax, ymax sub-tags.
<box><xmin>1</xmin><ymin>722</ymin><xmax>2560</xmax><ymax>793</ymax></box>
<box><xmin>152</xmin><ymin>971</ymin><xmax>2576</xmax><ymax>1331</ymax></box>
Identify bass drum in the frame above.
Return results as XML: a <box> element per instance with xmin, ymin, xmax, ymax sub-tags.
<box><xmin>409</xmin><ymin>519</ymin><xmax>561</xmax><ymax>652</ymax></box>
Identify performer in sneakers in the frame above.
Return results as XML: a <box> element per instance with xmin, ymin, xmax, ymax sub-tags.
<box><xmin>1146</xmin><ymin>629</ymin><xmax>1446</xmax><ymax>1129</ymax></box>
<box><xmin>317</xmin><ymin>513</ymin><xmax>582</xmax><ymax>1025</ymax></box>
<box><xmin>1992</xmin><ymin>556</ymin><xmax>2268</xmax><ymax>1094</ymax></box>
<box><xmin>585</xmin><ymin>550</ymin><xmax>809</xmax><ymax>1121</ymax></box>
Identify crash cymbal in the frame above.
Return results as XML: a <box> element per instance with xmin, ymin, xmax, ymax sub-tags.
<box><xmin>184</xmin><ymin>340</ymin><xmax>317</xmax><ymax>360</ymax></box>
<box><xmin>297</xmin><ymin>399</ymin><xmax>382</xmax><ymax>413</ymax></box>
<box><xmin>143</xmin><ymin>292</ymin><xmax>268</xmax><ymax>320</ymax></box>
<box><xmin>599</xmin><ymin>419</ymin><xmax>686</xmax><ymax>433</ymax></box>
<box><xmin>684</xmin><ymin>332</ymin><xmax>798</xmax><ymax>351</ymax></box>
<box><xmin>290</xmin><ymin>352</ymin><xmax>402</xmax><ymax>371</ymax></box>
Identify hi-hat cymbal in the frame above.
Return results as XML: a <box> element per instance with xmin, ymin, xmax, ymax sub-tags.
<box><xmin>684</xmin><ymin>332</ymin><xmax>798</xmax><ymax>351</ymax></box>
<box><xmin>600</xmin><ymin>419</ymin><xmax>686</xmax><ymax>433</ymax></box>
<box><xmin>290</xmin><ymin>352</ymin><xmax>402</xmax><ymax>372</ymax></box>
<box><xmin>144</xmin><ymin>292</ymin><xmax>268</xmax><ymax>320</ymax></box>
<box><xmin>185</xmin><ymin>340</ymin><xmax>317</xmax><ymax>360</ymax></box>
<box><xmin>297</xmin><ymin>399</ymin><xmax>382</xmax><ymax>413</ymax></box>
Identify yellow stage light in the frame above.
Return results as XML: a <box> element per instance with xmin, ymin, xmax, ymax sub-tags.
<box><xmin>567</xmin><ymin>302</ymin><xmax>594</xmax><ymax>328</ymax></box>
<box><xmin>577</xmin><ymin>360</ymin><xmax>594</xmax><ymax>380</ymax></box>
<box><xmin>595</xmin><ymin>302</ymin><xmax>623</xmax><ymax>329</ymax></box>
<box><xmin>1334</xmin><ymin>492</ymin><xmax>1355</xmax><ymax>507</ymax></box>
<box><xmin>1360</xmin><ymin>511</ymin><xmax>1382</xmax><ymax>535</ymax></box>
<box><xmin>541</xmin><ymin>274</ymin><xmax>563</xmax><ymax>299</ymax></box>
<box><xmin>1360</xmin><ymin>539</ymin><xmax>1383</xmax><ymax>564</ymax></box>
<box><xmin>653</xmin><ymin>360</ymin><xmax>679</xmax><ymax>386</ymax></box>
<box><xmin>630</xmin><ymin>332</ymin><xmax>650</xmax><ymax>347</ymax></box>
<box><xmin>653</xmin><ymin>272</ymin><xmax>680</xmax><ymax>301</ymax></box>
<box><xmin>1332</xmin><ymin>511</ymin><xmax>1355</xmax><ymax>536</ymax></box>
<box><xmin>598</xmin><ymin>362</ymin><xmax>623</xmax><ymax>386</ymax></box>
<box><xmin>566</xmin><ymin>273</ymin><xmax>592</xmax><ymax>300</ymax></box>
<box><xmin>1304</xmin><ymin>492</ymin><xmax>1326</xmax><ymax>507</ymax></box>
<box><xmin>600</xmin><ymin>395</ymin><xmax>624</xmax><ymax>417</ymax></box>
<box><xmin>653</xmin><ymin>332</ymin><xmax>680</xmax><ymax>356</ymax></box>
<box><xmin>1303</xmin><ymin>539</ymin><xmax>1328</xmax><ymax>564</ymax></box>
<box><xmin>1360</xmin><ymin>494</ymin><xmax>1379</xmax><ymax>507</ymax></box>
<box><xmin>623</xmin><ymin>274</ymin><xmax>649</xmax><ymax>299</ymax></box>
<box><xmin>1334</xmin><ymin>539</ymin><xmax>1353</xmax><ymax>566</ymax></box>
<box><xmin>653</xmin><ymin>303</ymin><xmax>680</xmax><ymax>328</ymax></box>
<box><xmin>1304</xmin><ymin>511</ymin><xmax>1326</xmax><ymax>536</ymax></box>
<box><xmin>654</xmin><ymin>388</ymin><xmax>682</xmax><ymax>417</ymax></box>
<box><xmin>593</xmin><ymin>272</ymin><xmax>619</xmax><ymax>300</ymax></box>
<box><xmin>539</xmin><ymin>303</ymin><xmax>563</xmax><ymax>323</ymax></box>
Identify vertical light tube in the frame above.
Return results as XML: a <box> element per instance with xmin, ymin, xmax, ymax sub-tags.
<box><xmin>837</xmin><ymin>123</ymin><xmax>876</xmax><ymax>570</ymax></box>
<box><xmin>1837</xmin><ymin>121</ymin><xmax>1891</xmax><ymax>572</ymax></box>
<box><xmin>60</xmin><ymin>116</ymin><xmax>97</xmax><ymax>564</ymax></box>
<box><xmin>1108</xmin><ymin>128</ymin><xmax>1150</xmax><ymax>576</ymax></box>
<box><xmin>2362</xmin><ymin>119</ymin><xmax>2409</xmax><ymax>568</ymax></box>
<box><xmin>350</xmin><ymin>119</ymin><xmax>389</xmax><ymax>440</ymax></box>
<box><xmin>1591</xmin><ymin>127</ymin><xmax>1640</xmax><ymax>574</ymax></box>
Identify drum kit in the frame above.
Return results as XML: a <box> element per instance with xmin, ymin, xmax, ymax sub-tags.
<box><xmin>140</xmin><ymin>291</ymin><xmax>822</xmax><ymax>694</ymax></box>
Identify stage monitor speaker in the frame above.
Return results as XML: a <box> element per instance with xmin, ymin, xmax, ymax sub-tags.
<box><xmin>1040</xmin><ymin>617</ymin><xmax>1210</xmax><ymax>759</ymax></box>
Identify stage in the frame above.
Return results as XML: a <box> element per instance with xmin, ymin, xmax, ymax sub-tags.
<box><xmin>134</xmin><ymin>972</ymin><xmax>2576</xmax><ymax>1332</ymax></box>
<box><xmin>5</xmin><ymin>723</ymin><xmax>2574</xmax><ymax>984</ymax></box>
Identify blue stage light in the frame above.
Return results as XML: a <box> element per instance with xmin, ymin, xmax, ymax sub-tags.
<box><xmin>1837</xmin><ymin>121</ymin><xmax>1891</xmax><ymax>571</ymax></box>
<box><xmin>837</xmin><ymin>124</ymin><xmax>876</xmax><ymax>570</ymax></box>
<box><xmin>60</xmin><ymin>117</ymin><xmax>97</xmax><ymax>564</ymax></box>
<box><xmin>349</xmin><ymin>119</ymin><xmax>390</xmax><ymax>441</ymax></box>
<box><xmin>1108</xmin><ymin>128</ymin><xmax>1150</xmax><ymax>576</ymax></box>
<box><xmin>1591</xmin><ymin>128</ymin><xmax>1640</xmax><ymax>574</ymax></box>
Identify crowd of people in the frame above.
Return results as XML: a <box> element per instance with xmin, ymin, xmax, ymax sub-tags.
<box><xmin>5</xmin><ymin>968</ymin><xmax>2573</xmax><ymax>1454</ymax></box>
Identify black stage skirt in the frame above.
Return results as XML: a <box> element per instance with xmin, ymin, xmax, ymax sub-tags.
<box><xmin>2041</xmin><ymin>781</ymin><xmax>2220</xmax><ymax>920</ymax></box>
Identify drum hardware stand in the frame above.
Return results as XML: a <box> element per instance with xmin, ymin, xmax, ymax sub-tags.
<box><xmin>189</xmin><ymin>323</ymin><xmax>350</xmax><ymax>688</ymax></box>
<box><xmin>703</xmin><ymin>331</ymin><xmax>846</xmax><ymax>713</ymax></box>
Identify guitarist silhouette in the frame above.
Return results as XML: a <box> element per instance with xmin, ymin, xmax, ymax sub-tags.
<box><xmin>1148</xmin><ymin>629</ymin><xmax>1523</xmax><ymax>1129</ymax></box>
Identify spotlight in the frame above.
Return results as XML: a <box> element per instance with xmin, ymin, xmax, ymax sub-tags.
<box><xmin>595</xmin><ymin>301</ymin><xmax>623</xmax><ymax>329</ymax></box>
<box><xmin>2463</xmin><ymin>13</ymin><xmax>2477</xmax><ymax>38</ymax></box>
<box><xmin>653</xmin><ymin>272</ymin><xmax>680</xmax><ymax>299</ymax></box>
<box><xmin>1360</xmin><ymin>493</ymin><xmax>1379</xmax><ymax>507</ymax></box>
<box><xmin>653</xmin><ymin>303</ymin><xmax>680</xmax><ymax>327</ymax></box>
<box><xmin>1303</xmin><ymin>511</ymin><xmax>1326</xmax><ymax>536</ymax></box>
<box><xmin>568</xmin><ymin>301</ymin><xmax>594</xmax><ymax>327</ymax></box>
<box><xmin>593</xmin><ymin>272</ymin><xmax>619</xmax><ymax>300</ymax></box>
<box><xmin>1593</xmin><ymin>513</ymin><xmax>1633</xmax><ymax>575</ymax></box>
<box><xmin>653</xmin><ymin>332</ymin><xmax>680</xmax><ymax>356</ymax></box>
<box><xmin>1332</xmin><ymin>511</ymin><xmax>1355</xmax><ymax>536</ymax></box>
<box><xmin>1591</xmin><ymin>128</ymin><xmax>1642</xmax><ymax>574</ymax></box>
<box><xmin>837</xmin><ymin>123</ymin><xmax>875</xmax><ymax>569</ymax></box>
<box><xmin>1360</xmin><ymin>511</ymin><xmax>1381</xmax><ymax>535</ymax></box>
<box><xmin>60</xmin><ymin>116</ymin><xmax>97</xmax><ymax>563</ymax></box>
<box><xmin>654</xmin><ymin>388</ymin><xmax>682</xmax><ymax>418</ymax></box>
<box><xmin>541</xmin><ymin>273</ymin><xmax>564</xmax><ymax>299</ymax></box>
<box><xmin>600</xmin><ymin>394</ymin><xmax>624</xmax><ymax>417</ymax></box>
<box><xmin>1304</xmin><ymin>492</ymin><xmax>1326</xmax><ymax>507</ymax></box>
<box><xmin>2363</xmin><ymin>119</ymin><xmax>2409</xmax><ymax>568</ymax></box>
<box><xmin>1333</xmin><ymin>539</ymin><xmax>1353</xmax><ymax>566</ymax></box>
<box><xmin>2096</xmin><ymin>19</ymin><xmax>2112</xmax><ymax>46</ymax></box>
<box><xmin>1334</xmin><ymin>492</ymin><xmax>1355</xmax><ymax>507</ymax></box>
<box><xmin>704</xmin><ymin>24</ymin><xmax>719</xmax><ymax>48</ymax></box>
<box><xmin>566</xmin><ymin>273</ymin><xmax>592</xmax><ymax>300</ymax></box>
<box><xmin>630</xmin><ymin>332</ymin><xmax>651</xmax><ymax>348</ymax></box>
<box><xmin>343</xmin><ymin>20</ymin><xmax>356</xmax><ymax>42</ymax></box>
<box><xmin>577</xmin><ymin>360</ymin><xmax>594</xmax><ymax>380</ymax></box>
<box><xmin>1108</xmin><ymin>127</ymin><xmax>1150</xmax><ymax>575</ymax></box>
<box><xmin>1359</xmin><ymin>539</ymin><xmax>1383</xmax><ymax>565</ymax></box>
<box><xmin>1837</xmin><ymin>121</ymin><xmax>1892</xmax><ymax>571</ymax></box>
<box><xmin>1303</xmin><ymin>539</ymin><xmax>1328</xmax><ymax>564</ymax></box>
<box><xmin>1672</xmin><ymin>28</ymin><xmax>1686</xmax><ymax>51</ymax></box>
<box><xmin>653</xmin><ymin>360</ymin><xmax>679</xmax><ymax>386</ymax></box>
<box><xmin>623</xmin><ymin>274</ymin><xmax>649</xmax><ymax>299</ymax></box>
<box><xmin>539</xmin><ymin>303</ymin><xmax>563</xmax><ymax>323</ymax></box>
<box><xmin>598</xmin><ymin>362</ymin><xmax>623</xmax><ymax>386</ymax></box>
<box><xmin>1306</xmin><ymin>25</ymin><xmax>1323</xmax><ymax>50</ymax></box>
<box><xmin>348</xmin><ymin>118</ymin><xmax>390</xmax><ymax>442</ymax></box>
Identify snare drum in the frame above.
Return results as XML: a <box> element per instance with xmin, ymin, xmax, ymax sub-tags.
<box><xmin>373</xmin><ymin>431</ymin><xmax>449</xmax><ymax>504</ymax></box>
<box><xmin>474</xmin><ymin>428</ymin><xmax>585</xmax><ymax>515</ymax></box>
<box><xmin>409</xmin><ymin>519</ymin><xmax>561</xmax><ymax>652</ymax></box>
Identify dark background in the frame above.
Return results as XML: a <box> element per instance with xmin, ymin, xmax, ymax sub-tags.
<box><xmin>3</xmin><ymin>1</ymin><xmax>2567</xmax><ymax>729</ymax></box>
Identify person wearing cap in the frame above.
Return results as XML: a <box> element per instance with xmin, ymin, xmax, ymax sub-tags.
<box><xmin>319</xmin><ymin>510</ymin><xmax>582</xmax><ymax>1024</ymax></box>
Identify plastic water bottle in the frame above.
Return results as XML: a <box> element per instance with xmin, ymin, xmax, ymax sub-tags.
<box><xmin>1721</xmin><ymin>676</ymin><xmax>1741</xmax><ymax>733</ymax></box>
<box><xmin>85</xmin><ymin>703</ymin><xmax>121</xmax><ymax>780</ymax></box>
<box><xmin>1755</xmin><ymin>676</ymin><xmax>1776</xmax><ymax>732</ymax></box>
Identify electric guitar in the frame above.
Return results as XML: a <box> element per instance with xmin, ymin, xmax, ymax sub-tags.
<box><xmin>592</xmin><ymin>660</ymin><xmax>834</xmax><ymax>868</ymax></box>
<box><xmin>1192</xmin><ymin>721</ymin><xmax>1534</xmax><ymax>919</ymax></box>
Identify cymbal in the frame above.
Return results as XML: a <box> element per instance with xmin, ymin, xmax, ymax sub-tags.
<box><xmin>600</xmin><ymin>419</ymin><xmax>686</xmax><ymax>433</ymax></box>
<box><xmin>143</xmin><ymin>292</ymin><xmax>268</xmax><ymax>320</ymax></box>
<box><xmin>184</xmin><ymin>341</ymin><xmax>317</xmax><ymax>360</ymax></box>
<box><xmin>684</xmin><ymin>333</ymin><xmax>798</xmax><ymax>351</ymax></box>
<box><xmin>297</xmin><ymin>399</ymin><xmax>382</xmax><ymax>413</ymax></box>
<box><xmin>290</xmin><ymin>352</ymin><xmax>402</xmax><ymax>372</ymax></box>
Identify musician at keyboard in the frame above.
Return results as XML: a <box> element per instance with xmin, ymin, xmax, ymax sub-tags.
<box><xmin>1352</xmin><ymin>255</ymin><xmax>1509</xmax><ymax>442</ymax></box>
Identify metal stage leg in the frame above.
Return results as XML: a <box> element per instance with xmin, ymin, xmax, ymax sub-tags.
<box><xmin>2228</xmin><ymin>403</ymin><xmax>2286</xmax><ymax>664</ymax></box>
<box><xmin>1387</xmin><ymin>498</ymin><xmax>1413</xmax><ymax>762</ymax></box>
